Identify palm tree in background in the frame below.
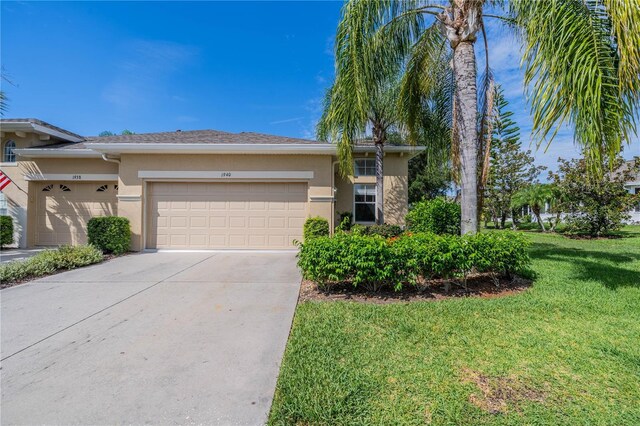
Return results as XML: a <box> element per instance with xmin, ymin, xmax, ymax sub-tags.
<box><xmin>511</xmin><ymin>184</ymin><xmax>554</xmax><ymax>232</ymax></box>
<box><xmin>327</xmin><ymin>0</ymin><xmax>640</xmax><ymax>234</ymax></box>
<box><xmin>1</xmin><ymin>67</ymin><xmax>15</xmax><ymax>116</ymax></box>
<box><xmin>318</xmin><ymin>79</ymin><xmax>402</xmax><ymax>224</ymax></box>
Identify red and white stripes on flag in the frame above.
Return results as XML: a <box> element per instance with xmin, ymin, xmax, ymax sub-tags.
<box><xmin>0</xmin><ymin>170</ymin><xmax>12</xmax><ymax>191</ymax></box>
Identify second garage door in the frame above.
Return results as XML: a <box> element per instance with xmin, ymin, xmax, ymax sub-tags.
<box><xmin>147</xmin><ymin>182</ymin><xmax>308</xmax><ymax>249</ymax></box>
<box><xmin>36</xmin><ymin>182</ymin><xmax>118</xmax><ymax>246</ymax></box>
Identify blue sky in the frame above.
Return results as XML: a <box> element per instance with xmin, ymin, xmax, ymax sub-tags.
<box><xmin>1</xmin><ymin>1</ymin><xmax>638</xmax><ymax>172</ymax></box>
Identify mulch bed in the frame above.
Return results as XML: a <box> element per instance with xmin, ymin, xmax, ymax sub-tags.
<box><xmin>298</xmin><ymin>274</ymin><xmax>532</xmax><ymax>304</ymax></box>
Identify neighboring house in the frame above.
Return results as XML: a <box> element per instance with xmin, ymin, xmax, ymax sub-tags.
<box><xmin>0</xmin><ymin>118</ymin><xmax>422</xmax><ymax>250</ymax></box>
<box><xmin>623</xmin><ymin>159</ymin><xmax>640</xmax><ymax>223</ymax></box>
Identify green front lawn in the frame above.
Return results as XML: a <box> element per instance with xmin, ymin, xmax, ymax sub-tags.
<box><xmin>269</xmin><ymin>227</ymin><xmax>640</xmax><ymax>425</ymax></box>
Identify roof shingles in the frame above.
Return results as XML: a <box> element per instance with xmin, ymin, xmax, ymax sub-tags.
<box><xmin>85</xmin><ymin>130</ymin><xmax>321</xmax><ymax>145</ymax></box>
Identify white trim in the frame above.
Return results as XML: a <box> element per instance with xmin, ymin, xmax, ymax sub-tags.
<box><xmin>14</xmin><ymin>148</ymin><xmax>103</xmax><ymax>158</ymax></box>
<box><xmin>309</xmin><ymin>195</ymin><xmax>335</xmax><ymax>202</ymax></box>
<box><xmin>138</xmin><ymin>170</ymin><xmax>314</xmax><ymax>180</ymax></box>
<box><xmin>116</xmin><ymin>194</ymin><xmax>142</xmax><ymax>201</ymax></box>
<box><xmin>0</xmin><ymin>162</ymin><xmax>18</xmax><ymax>167</ymax></box>
<box><xmin>353</xmin><ymin>183</ymin><xmax>377</xmax><ymax>224</ymax></box>
<box><xmin>13</xmin><ymin>143</ymin><xmax>425</xmax><ymax>158</ymax></box>
<box><xmin>142</xmin><ymin>180</ymin><xmax>148</xmax><ymax>250</ymax></box>
<box><xmin>24</xmin><ymin>173</ymin><xmax>119</xmax><ymax>181</ymax></box>
<box><xmin>0</xmin><ymin>121</ymin><xmax>83</xmax><ymax>142</ymax></box>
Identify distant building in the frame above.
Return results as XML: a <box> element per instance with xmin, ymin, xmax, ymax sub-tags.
<box><xmin>623</xmin><ymin>159</ymin><xmax>640</xmax><ymax>223</ymax></box>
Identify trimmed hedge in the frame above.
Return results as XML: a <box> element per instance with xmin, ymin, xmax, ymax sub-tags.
<box><xmin>297</xmin><ymin>231</ymin><xmax>530</xmax><ymax>291</ymax></box>
<box><xmin>303</xmin><ymin>217</ymin><xmax>330</xmax><ymax>241</ymax></box>
<box><xmin>87</xmin><ymin>216</ymin><xmax>131</xmax><ymax>254</ymax></box>
<box><xmin>406</xmin><ymin>197</ymin><xmax>461</xmax><ymax>235</ymax></box>
<box><xmin>0</xmin><ymin>245</ymin><xmax>104</xmax><ymax>284</ymax></box>
<box><xmin>353</xmin><ymin>224</ymin><xmax>403</xmax><ymax>239</ymax></box>
<box><xmin>1</xmin><ymin>215</ymin><xmax>13</xmax><ymax>247</ymax></box>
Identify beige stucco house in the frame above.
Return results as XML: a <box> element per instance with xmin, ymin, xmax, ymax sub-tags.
<box><xmin>0</xmin><ymin>118</ymin><xmax>422</xmax><ymax>251</ymax></box>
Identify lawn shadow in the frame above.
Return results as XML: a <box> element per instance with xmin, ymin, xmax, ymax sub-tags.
<box><xmin>530</xmin><ymin>243</ymin><xmax>640</xmax><ymax>290</ymax></box>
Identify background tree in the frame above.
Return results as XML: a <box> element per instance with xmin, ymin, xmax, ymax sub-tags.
<box><xmin>484</xmin><ymin>87</ymin><xmax>544</xmax><ymax>228</ymax></box>
<box><xmin>329</xmin><ymin>0</ymin><xmax>640</xmax><ymax>234</ymax></box>
<box><xmin>318</xmin><ymin>77</ymin><xmax>401</xmax><ymax>225</ymax></box>
<box><xmin>511</xmin><ymin>184</ymin><xmax>554</xmax><ymax>232</ymax></box>
<box><xmin>99</xmin><ymin>130</ymin><xmax>136</xmax><ymax>136</ymax></box>
<box><xmin>549</xmin><ymin>156</ymin><xmax>639</xmax><ymax>237</ymax></box>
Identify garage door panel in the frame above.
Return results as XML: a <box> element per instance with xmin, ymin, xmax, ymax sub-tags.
<box><xmin>36</xmin><ymin>182</ymin><xmax>117</xmax><ymax>246</ymax></box>
<box><xmin>148</xmin><ymin>182</ymin><xmax>308</xmax><ymax>249</ymax></box>
<box><xmin>249</xmin><ymin>217</ymin><xmax>266</xmax><ymax>228</ymax></box>
<box><xmin>210</xmin><ymin>216</ymin><xmax>227</xmax><ymax>228</ymax></box>
<box><xmin>229</xmin><ymin>216</ymin><xmax>246</xmax><ymax>228</ymax></box>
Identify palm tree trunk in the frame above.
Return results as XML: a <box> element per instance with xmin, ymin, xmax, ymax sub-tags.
<box><xmin>534</xmin><ymin>206</ymin><xmax>546</xmax><ymax>232</ymax></box>
<box><xmin>454</xmin><ymin>41</ymin><xmax>479</xmax><ymax>234</ymax></box>
<box><xmin>373</xmin><ymin>125</ymin><xmax>384</xmax><ymax>225</ymax></box>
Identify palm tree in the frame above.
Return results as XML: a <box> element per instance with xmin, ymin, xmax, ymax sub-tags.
<box><xmin>511</xmin><ymin>184</ymin><xmax>554</xmax><ymax>231</ymax></box>
<box><xmin>328</xmin><ymin>0</ymin><xmax>640</xmax><ymax>234</ymax></box>
<box><xmin>0</xmin><ymin>91</ymin><xmax>6</xmax><ymax>116</ymax></box>
<box><xmin>318</xmin><ymin>78</ymin><xmax>402</xmax><ymax>225</ymax></box>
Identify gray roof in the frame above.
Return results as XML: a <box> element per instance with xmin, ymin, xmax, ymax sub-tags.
<box><xmin>85</xmin><ymin>129</ymin><xmax>321</xmax><ymax>145</ymax></box>
<box><xmin>0</xmin><ymin>118</ymin><xmax>84</xmax><ymax>140</ymax></box>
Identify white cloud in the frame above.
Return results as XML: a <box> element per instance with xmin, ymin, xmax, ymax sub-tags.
<box><xmin>270</xmin><ymin>117</ymin><xmax>304</xmax><ymax>125</ymax></box>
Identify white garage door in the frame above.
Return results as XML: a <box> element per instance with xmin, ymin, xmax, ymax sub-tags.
<box><xmin>36</xmin><ymin>182</ymin><xmax>118</xmax><ymax>246</ymax></box>
<box><xmin>147</xmin><ymin>182</ymin><xmax>308</xmax><ymax>249</ymax></box>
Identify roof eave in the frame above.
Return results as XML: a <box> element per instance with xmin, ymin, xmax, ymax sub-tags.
<box><xmin>1</xmin><ymin>121</ymin><xmax>84</xmax><ymax>143</ymax></box>
<box><xmin>14</xmin><ymin>148</ymin><xmax>103</xmax><ymax>159</ymax></box>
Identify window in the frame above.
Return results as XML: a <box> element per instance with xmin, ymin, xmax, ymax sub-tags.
<box><xmin>354</xmin><ymin>159</ymin><xmax>375</xmax><ymax>176</ymax></box>
<box><xmin>59</xmin><ymin>184</ymin><xmax>71</xmax><ymax>192</ymax></box>
<box><xmin>3</xmin><ymin>140</ymin><xmax>16</xmax><ymax>163</ymax></box>
<box><xmin>42</xmin><ymin>184</ymin><xmax>54</xmax><ymax>192</ymax></box>
<box><xmin>0</xmin><ymin>193</ymin><xmax>7</xmax><ymax>216</ymax></box>
<box><xmin>354</xmin><ymin>184</ymin><xmax>376</xmax><ymax>223</ymax></box>
<box><xmin>97</xmin><ymin>185</ymin><xmax>109</xmax><ymax>192</ymax></box>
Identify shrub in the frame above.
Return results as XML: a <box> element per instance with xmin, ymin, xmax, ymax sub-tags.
<box><xmin>303</xmin><ymin>217</ymin><xmax>330</xmax><ymax>241</ymax></box>
<box><xmin>550</xmin><ymin>156</ymin><xmax>639</xmax><ymax>237</ymax></box>
<box><xmin>355</xmin><ymin>224</ymin><xmax>404</xmax><ymax>239</ymax></box>
<box><xmin>87</xmin><ymin>216</ymin><xmax>131</xmax><ymax>254</ymax></box>
<box><xmin>406</xmin><ymin>198</ymin><xmax>461</xmax><ymax>235</ymax></box>
<box><xmin>298</xmin><ymin>231</ymin><xmax>530</xmax><ymax>292</ymax></box>
<box><xmin>0</xmin><ymin>245</ymin><xmax>103</xmax><ymax>283</ymax></box>
<box><xmin>297</xmin><ymin>233</ymin><xmax>399</xmax><ymax>291</ymax></box>
<box><xmin>336</xmin><ymin>211</ymin><xmax>353</xmax><ymax>232</ymax></box>
<box><xmin>1</xmin><ymin>215</ymin><xmax>14</xmax><ymax>247</ymax></box>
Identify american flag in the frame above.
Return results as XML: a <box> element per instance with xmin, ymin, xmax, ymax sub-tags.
<box><xmin>0</xmin><ymin>170</ymin><xmax>12</xmax><ymax>191</ymax></box>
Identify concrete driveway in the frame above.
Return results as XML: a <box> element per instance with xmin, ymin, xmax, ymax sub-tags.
<box><xmin>1</xmin><ymin>251</ymin><xmax>301</xmax><ymax>425</ymax></box>
<box><xmin>0</xmin><ymin>248</ymin><xmax>47</xmax><ymax>264</ymax></box>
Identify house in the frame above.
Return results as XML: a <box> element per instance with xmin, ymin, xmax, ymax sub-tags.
<box><xmin>0</xmin><ymin>118</ymin><xmax>422</xmax><ymax>250</ymax></box>
<box><xmin>623</xmin><ymin>159</ymin><xmax>640</xmax><ymax>223</ymax></box>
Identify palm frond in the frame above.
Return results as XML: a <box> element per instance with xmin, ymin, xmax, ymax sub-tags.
<box><xmin>398</xmin><ymin>24</ymin><xmax>448</xmax><ymax>144</ymax></box>
<box><xmin>512</xmin><ymin>0</ymin><xmax>636</xmax><ymax>172</ymax></box>
<box><xmin>603</xmin><ymin>0</ymin><xmax>640</xmax><ymax>101</ymax></box>
<box><xmin>0</xmin><ymin>91</ymin><xmax>7</xmax><ymax>116</ymax></box>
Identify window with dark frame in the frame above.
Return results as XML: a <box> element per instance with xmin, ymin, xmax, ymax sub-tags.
<box><xmin>354</xmin><ymin>159</ymin><xmax>375</xmax><ymax>177</ymax></box>
<box><xmin>354</xmin><ymin>183</ymin><xmax>376</xmax><ymax>223</ymax></box>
